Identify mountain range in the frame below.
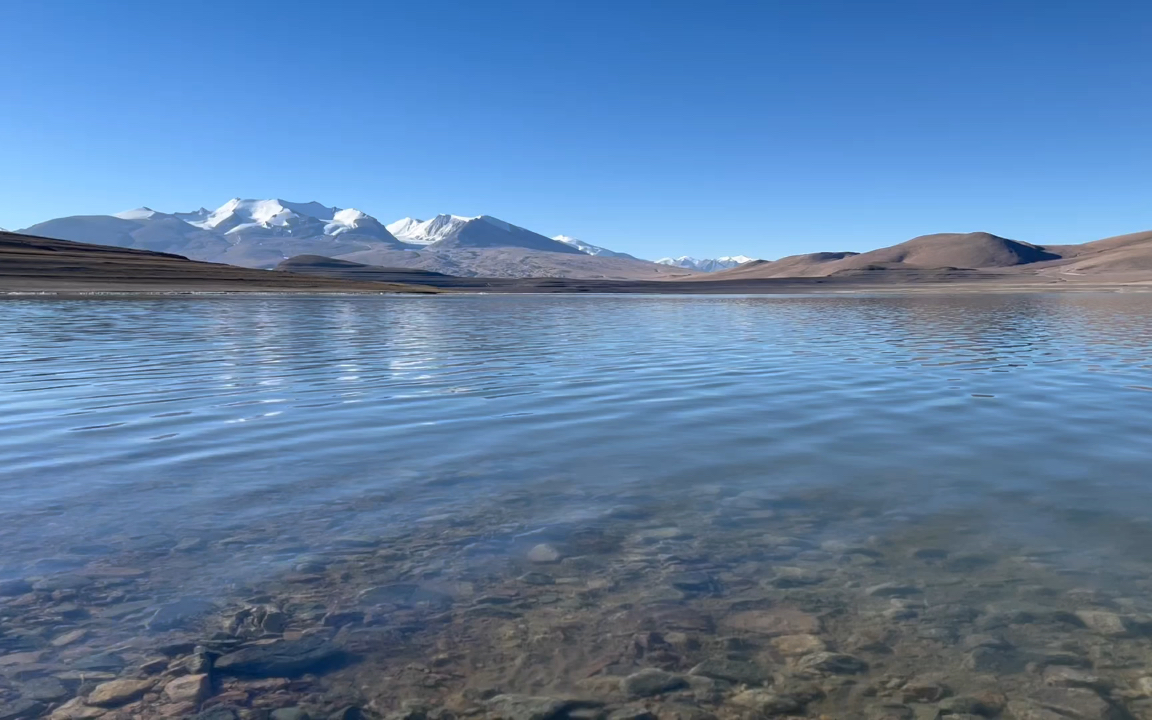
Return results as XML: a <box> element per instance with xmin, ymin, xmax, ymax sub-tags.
<box><xmin>19</xmin><ymin>200</ymin><xmax>750</xmax><ymax>280</ymax></box>
<box><xmin>656</xmin><ymin>255</ymin><xmax>756</xmax><ymax>272</ymax></box>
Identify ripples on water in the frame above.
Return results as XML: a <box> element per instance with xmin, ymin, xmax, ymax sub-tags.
<box><xmin>4</xmin><ymin>295</ymin><xmax>1152</xmax><ymax>560</ymax></box>
<box><xmin>3</xmin><ymin>294</ymin><xmax>1152</xmax><ymax>716</ymax></box>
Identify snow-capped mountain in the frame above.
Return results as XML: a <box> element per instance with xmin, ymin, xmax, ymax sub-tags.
<box><xmin>24</xmin><ymin>199</ymin><xmax>409</xmax><ymax>268</ymax></box>
<box><xmin>19</xmin><ymin>198</ymin><xmax>712</xmax><ymax>278</ymax></box>
<box><xmin>387</xmin><ymin>215</ymin><xmax>472</xmax><ymax>245</ymax></box>
<box><xmin>20</xmin><ymin>199</ymin><xmax>597</xmax><ymax>271</ymax></box>
<box><xmin>186</xmin><ymin>199</ymin><xmax>395</xmax><ymax>241</ymax></box>
<box><xmin>385</xmin><ymin>215</ymin><xmax>582</xmax><ymax>254</ymax></box>
<box><xmin>553</xmin><ymin>235</ymin><xmax>637</xmax><ymax>260</ymax></box>
<box><xmin>656</xmin><ymin>255</ymin><xmax>757</xmax><ymax>272</ymax></box>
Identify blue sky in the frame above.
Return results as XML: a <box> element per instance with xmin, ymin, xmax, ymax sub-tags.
<box><xmin>1</xmin><ymin>0</ymin><xmax>1149</xmax><ymax>260</ymax></box>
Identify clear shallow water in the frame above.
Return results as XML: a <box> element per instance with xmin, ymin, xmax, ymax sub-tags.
<box><xmin>4</xmin><ymin>294</ymin><xmax>1152</xmax><ymax>570</ymax></box>
<box><xmin>4</xmin><ymin>293</ymin><xmax>1152</xmax><ymax>717</ymax></box>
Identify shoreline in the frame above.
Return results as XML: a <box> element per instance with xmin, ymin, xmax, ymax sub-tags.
<box><xmin>5</xmin><ymin>282</ymin><xmax>1152</xmax><ymax>297</ymax></box>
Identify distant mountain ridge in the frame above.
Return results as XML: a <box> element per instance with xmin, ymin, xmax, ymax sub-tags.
<box><xmin>656</xmin><ymin>255</ymin><xmax>757</xmax><ymax>272</ymax></box>
<box><xmin>552</xmin><ymin>235</ymin><xmax>638</xmax><ymax>259</ymax></box>
<box><xmin>700</xmin><ymin>230</ymin><xmax>1152</xmax><ymax>281</ymax></box>
<box><xmin>19</xmin><ymin>199</ymin><xmax>697</xmax><ymax>279</ymax></box>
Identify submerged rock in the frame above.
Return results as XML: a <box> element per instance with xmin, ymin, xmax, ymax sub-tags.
<box><xmin>771</xmin><ymin>633</ymin><xmax>827</xmax><ymax>657</ymax></box>
<box><xmin>164</xmin><ymin>673</ymin><xmax>210</xmax><ymax>704</ymax></box>
<box><xmin>46</xmin><ymin>697</ymin><xmax>102</xmax><ymax>720</ymax></box>
<box><xmin>961</xmin><ymin>647</ymin><xmax>1026</xmax><ymax>674</ymax></box>
<box><xmin>0</xmin><ymin>579</ymin><xmax>32</xmax><ymax>597</ymax></box>
<box><xmin>527</xmin><ymin>544</ymin><xmax>563</xmax><ymax>563</ymax></box>
<box><xmin>21</xmin><ymin>677</ymin><xmax>70</xmax><ymax>702</ymax></box>
<box><xmin>484</xmin><ymin>695</ymin><xmax>578</xmax><ymax>720</ymax></box>
<box><xmin>689</xmin><ymin>658</ymin><xmax>765</xmax><ymax>685</ymax></box>
<box><xmin>606</xmin><ymin>706</ymin><xmax>655</xmax><ymax>720</ymax></box>
<box><xmin>729</xmin><ymin>689</ymin><xmax>805</xmax><ymax>715</ymax></box>
<box><xmin>797</xmin><ymin>652</ymin><xmax>868</xmax><ymax>674</ymax></box>
<box><xmin>1075</xmin><ymin>611</ymin><xmax>1131</xmax><ymax>637</ymax></box>
<box><xmin>146</xmin><ymin>597</ymin><xmax>216</xmax><ymax>631</ymax></box>
<box><xmin>723</xmin><ymin>609</ymin><xmax>822</xmax><ymax>636</ymax></box>
<box><xmin>214</xmin><ymin>636</ymin><xmax>342</xmax><ymax>677</ymax></box>
<box><xmin>937</xmin><ymin>695</ymin><xmax>1003</xmax><ymax>717</ymax></box>
<box><xmin>621</xmin><ymin>668</ymin><xmax>688</xmax><ymax>698</ymax></box>
<box><xmin>87</xmin><ymin>678</ymin><xmax>154</xmax><ymax>707</ymax></box>
<box><xmin>1008</xmin><ymin>688</ymin><xmax>1121</xmax><ymax>720</ymax></box>
<box><xmin>0</xmin><ymin>699</ymin><xmax>45</xmax><ymax>720</ymax></box>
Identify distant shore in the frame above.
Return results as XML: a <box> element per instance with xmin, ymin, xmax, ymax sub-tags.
<box><xmin>4</xmin><ymin>231</ymin><xmax>1152</xmax><ymax>296</ymax></box>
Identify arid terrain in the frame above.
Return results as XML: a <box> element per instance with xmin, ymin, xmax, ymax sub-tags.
<box><xmin>0</xmin><ymin>232</ymin><xmax>438</xmax><ymax>295</ymax></box>
<box><xmin>5</xmin><ymin>228</ymin><xmax>1152</xmax><ymax>295</ymax></box>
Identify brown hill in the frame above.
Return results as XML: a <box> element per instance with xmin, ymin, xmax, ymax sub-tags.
<box><xmin>1039</xmin><ymin>230</ymin><xmax>1152</xmax><ymax>276</ymax></box>
<box><xmin>834</xmin><ymin>232</ymin><xmax>1059</xmax><ymax>270</ymax></box>
<box><xmin>0</xmin><ymin>232</ymin><xmax>438</xmax><ymax>294</ymax></box>
<box><xmin>705</xmin><ymin>252</ymin><xmax>860</xmax><ymax>279</ymax></box>
<box><xmin>706</xmin><ymin>232</ymin><xmax>1071</xmax><ymax>280</ymax></box>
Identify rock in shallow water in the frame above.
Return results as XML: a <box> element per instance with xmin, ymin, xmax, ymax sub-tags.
<box><xmin>190</xmin><ymin>708</ymin><xmax>239</xmax><ymax>720</ymax></box>
<box><xmin>164</xmin><ymin>673</ymin><xmax>210</xmax><ymax>704</ymax></box>
<box><xmin>1075</xmin><ymin>611</ymin><xmax>1131</xmax><ymax>637</ymax></box>
<box><xmin>729</xmin><ymin>690</ymin><xmax>804</xmax><ymax>716</ymax></box>
<box><xmin>47</xmin><ymin>697</ymin><xmax>103</xmax><ymax>720</ymax></box>
<box><xmin>214</xmin><ymin>636</ymin><xmax>343</xmax><ymax>677</ymax></box>
<box><xmin>689</xmin><ymin>658</ymin><xmax>765</xmax><ymax>685</ymax></box>
<box><xmin>527</xmin><ymin>544</ymin><xmax>563</xmax><ymax>563</ymax></box>
<box><xmin>723</xmin><ymin>609</ymin><xmax>822</xmax><ymax>636</ymax></box>
<box><xmin>484</xmin><ymin>694</ymin><xmax>584</xmax><ymax>720</ymax></box>
<box><xmin>622</xmin><ymin>668</ymin><xmax>688</xmax><ymax>698</ymax></box>
<box><xmin>146</xmin><ymin>597</ymin><xmax>217</xmax><ymax>631</ymax></box>
<box><xmin>0</xmin><ymin>579</ymin><xmax>32</xmax><ymax>597</ymax></box>
<box><xmin>21</xmin><ymin>676</ymin><xmax>69</xmax><ymax>702</ymax></box>
<box><xmin>87</xmin><ymin>678</ymin><xmax>154</xmax><ymax>707</ymax></box>
<box><xmin>961</xmin><ymin>647</ymin><xmax>1026</xmax><ymax>674</ymax></box>
<box><xmin>771</xmin><ymin>633</ymin><xmax>826</xmax><ymax>657</ymax></box>
<box><xmin>0</xmin><ymin>699</ymin><xmax>45</xmax><ymax>720</ymax></box>
<box><xmin>797</xmin><ymin>652</ymin><xmax>868</xmax><ymax>674</ymax></box>
<box><xmin>1007</xmin><ymin>688</ymin><xmax>1121</xmax><ymax>720</ymax></box>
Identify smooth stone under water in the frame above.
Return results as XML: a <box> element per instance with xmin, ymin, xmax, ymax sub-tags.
<box><xmin>2</xmin><ymin>294</ymin><xmax>1152</xmax><ymax>719</ymax></box>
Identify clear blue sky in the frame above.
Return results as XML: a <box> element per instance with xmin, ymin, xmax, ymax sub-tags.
<box><xmin>1</xmin><ymin>0</ymin><xmax>1149</xmax><ymax>259</ymax></box>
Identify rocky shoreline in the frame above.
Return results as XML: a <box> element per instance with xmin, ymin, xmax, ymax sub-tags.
<box><xmin>4</xmin><ymin>487</ymin><xmax>1152</xmax><ymax>720</ymax></box>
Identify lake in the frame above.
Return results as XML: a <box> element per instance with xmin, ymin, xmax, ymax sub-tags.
<box><xmin>3</xmin><ymin>294</ymin><xmax>1152</xmax><ymax>719</ymax></box>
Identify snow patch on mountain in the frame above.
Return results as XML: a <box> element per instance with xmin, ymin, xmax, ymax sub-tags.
<box><xmin>386</xmin><ymin>217</ymin><xmax>423</xmax><ymax>238</ymax></box>
<box><xmin>553</xmin><ymin>235</ymin><xmax>636</xmax><ymax>259</ymax></box>
<box><xmin>193</xmin><ymin>199</ymin><xmax>337</xmax><ymax>235</ymax></box>
<box><xmin>388</xmin><ymin>214</ymin><xmax>481</xmax><ymax>245</ymax></box>
<box><xmin>324</xmin><ymin>208</ymin><xmax>375</xmax><ymax>236</ymax></box>
<box><xmin>114</xmin><ymin>207</ymin><xmax>160</xmax><ymax>220</ymax></box>
<box><xmin>656</xmin><ymin>255</ymin><xmax>757</xmax><ymax>272</ymax></box>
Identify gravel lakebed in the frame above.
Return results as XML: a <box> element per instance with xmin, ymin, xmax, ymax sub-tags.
<box><xmin>3</xmin><ymin>485</ymin><xmax>1152</xmax><ymax>720</ymax></box>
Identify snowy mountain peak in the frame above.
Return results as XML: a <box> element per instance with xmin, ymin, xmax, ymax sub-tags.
<box><xmin>197</xmin><ymin>198</ymin><xmax>334</xmax><ymax>234</ymax></box>
<box><xmin>324</xmin><ymin>208</ymin><xmax>381</xmax><ymax>236</ymax></box>
<box><xmin>656</xmin><ymin>255</ymin><xmax>758</xmax><ymax>272</ymax></box>
<box><xmin>386</xmin><ymin>217</ymin><xmax>422</xmax><ymax>237</ymax></box>
<box><xmin>553</xmin><ymin>235</ymin><xmax>636</xmax><ymax>259</ymax></box>
<box><xmin>114</xmin><ymin>207</ymin><xmax>158</xmax><ymax>220</ymax></box>
<box><xmin>389</xmin><ymin>214</ymin><xmax>478</xmax><ymax>245</ymax></box>
<box><xmin>184</xmin><ymin>198</ymin><xmax>398</xmax><ymax>240</ymax></box>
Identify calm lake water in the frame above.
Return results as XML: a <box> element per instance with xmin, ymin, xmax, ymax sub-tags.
<box><xmin>3</xmin><ymin>293</ymin><xmax>1152</xmax><ymax>717</ymax></box>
